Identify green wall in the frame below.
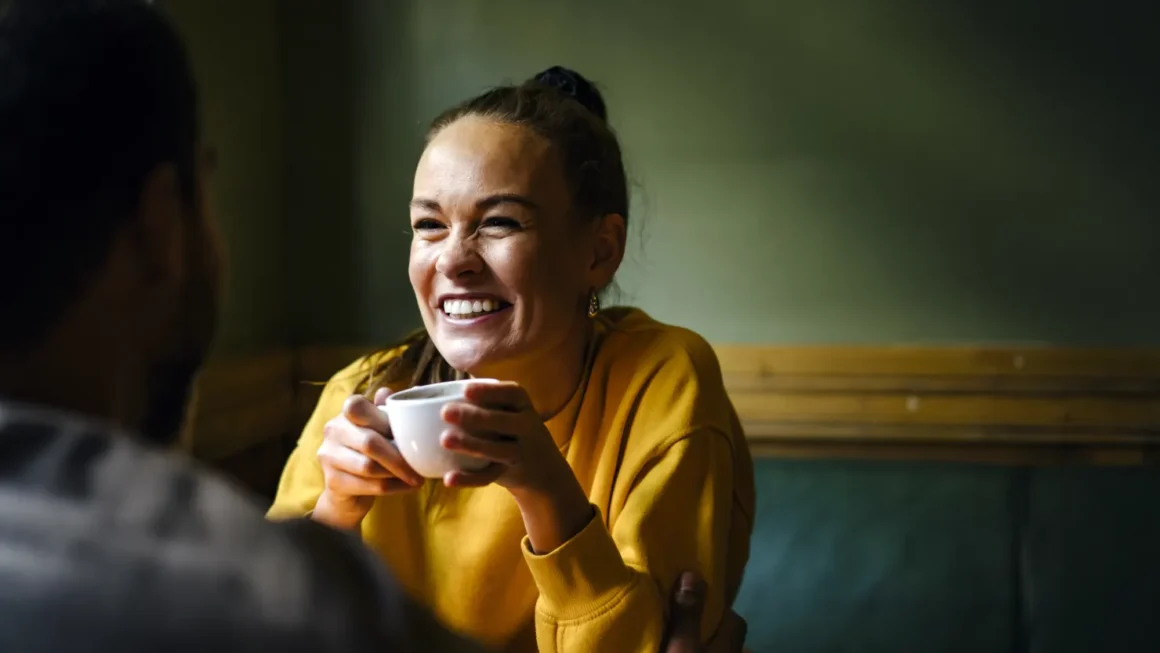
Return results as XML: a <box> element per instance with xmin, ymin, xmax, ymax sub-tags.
<box><xmin>170</xmin><ymin>0</ymin><xmax>1159</xmax><ymax>349</ymax></box>
<box><xmin>280</xmin><ymin>0</ymin><xmax>1159</xmax><ymax>348</ymax></box>
<box><xmin>167</xmin><ymin>0</ymin><xmax>287</xmax><ymax>354</ymax></box>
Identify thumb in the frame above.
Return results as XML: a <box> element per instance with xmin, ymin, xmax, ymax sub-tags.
<box><xmin>662</xmin><ymin>571</ymin><xmax>707</xmax><ymax>653</ymax></box>
<box><xmin>373</xmin><ymin>387</ymin><xmax>392</xmax><ymax>406</ymax></box>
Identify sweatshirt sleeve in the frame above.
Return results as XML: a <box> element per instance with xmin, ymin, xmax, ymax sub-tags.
<box><xmin>521</xmin><ymin>429</ymin><xmax>738</xmax><ymax>653</ymax></box>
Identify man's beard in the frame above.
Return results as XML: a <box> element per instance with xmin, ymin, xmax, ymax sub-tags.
<box><xmin>137</xmin><ymin>261</ymin><xmax>218</xmax><ymax>448</ymax></box>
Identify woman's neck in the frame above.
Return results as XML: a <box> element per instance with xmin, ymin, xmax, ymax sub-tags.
<box><xmin>477</xmin><ymin>321</ymin><xmax>594</xmax><ymax>420</ymax></box>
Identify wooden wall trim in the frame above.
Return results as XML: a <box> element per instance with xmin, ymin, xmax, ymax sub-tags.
<box><xmin>713</xmin><ymin>345</ymin><xmax>1160</xmax><ymax>379</ymax></box>
<box><xmin>717</xmin><ymin>344</ymin><xmax>1160</xmax><ymax>465</ymax></box>
<box><xmin>189</xmin><ymin>350</ymin><xmax>295</xmax><ymax>461</ymax></box>
<box><xmin>190</xmin><ymin>345</ymin><xmax>1160</xmax><ymax>466</ymax></box>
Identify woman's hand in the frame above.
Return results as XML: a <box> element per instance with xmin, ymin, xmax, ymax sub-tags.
<box><xmin>440</xmin><ymin>381</ymin><xmax>594</xmax><ymax>553</ymax></box>
<box><xmin>663</xmin><ymin>572</ymin><xmax>749</xmax><ymax>653</ymax></box>
<box><xmin>312</xmin><ymin>388</ymin><xmax>424</xmax><ymax>531</ymax></box>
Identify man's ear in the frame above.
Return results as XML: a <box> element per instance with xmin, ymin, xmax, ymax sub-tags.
<box><xmin>130</xmin><ymin>163</ymin><xmax>185</xmax><ymax>287</ymax></box>
<box><xmin>589</xmin><ymin>212</ymin><xmax>626</xmax><ymax>288</ymax></box>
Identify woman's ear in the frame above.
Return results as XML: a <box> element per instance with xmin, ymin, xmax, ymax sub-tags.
<box><xmin>589</xmin><ymin>212</ymin><xmax>626</xmax><ymax>287</ymax></box>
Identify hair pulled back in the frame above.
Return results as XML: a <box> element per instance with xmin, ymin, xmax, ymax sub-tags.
<box><xmin>366</xmin><ymin>66</ymin><xmax>628</xmax><ymax>391</ymax></box>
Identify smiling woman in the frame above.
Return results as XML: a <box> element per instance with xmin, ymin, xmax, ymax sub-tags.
<box><xmin>268</xmin><ymin>66</ymin><xmax>755</xmax><ymax>653</ymax></box>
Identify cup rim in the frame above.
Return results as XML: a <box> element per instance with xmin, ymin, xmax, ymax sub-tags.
<box><xmin>386</xmin><ymin>378</ymin><xmax>500</xmax><ymax>406</ymax></box>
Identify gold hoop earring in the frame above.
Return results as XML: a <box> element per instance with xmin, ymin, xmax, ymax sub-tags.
<box><xmin>587</xmin><ymin>291</ymin><xmax>601</xmax><ymax>318</ymax></box>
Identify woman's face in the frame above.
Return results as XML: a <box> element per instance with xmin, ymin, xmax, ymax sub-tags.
<box><xmin>408</xmin><ymin>115</ymin><xmax>621</xmax><ymax>375</ymax></box>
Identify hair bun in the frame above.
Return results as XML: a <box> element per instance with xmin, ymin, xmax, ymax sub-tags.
<box><xmin>530</xmin><ymin>66</ymin><xmax>607</xmax><ymax>122</ymax></box>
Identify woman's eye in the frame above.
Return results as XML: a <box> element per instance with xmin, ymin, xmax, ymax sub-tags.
<box><xmin>412</xmin><ymin>218</ymin><xmax>444</xmax><ymax>232</ymax></box>
<box><xmin>482</xmin><ymin>216</ymin><xmax>520</xmax><ymax>230</ymax></box>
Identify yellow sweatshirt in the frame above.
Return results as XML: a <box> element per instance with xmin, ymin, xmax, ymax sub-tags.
<box><xmin>269</xmin><ymin>308</ymin><xmax>755</xmax><ymax>653</ymax></box>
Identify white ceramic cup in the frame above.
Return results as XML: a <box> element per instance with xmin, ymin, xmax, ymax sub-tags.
<box><xmin>382</xmin><ymin>379</ymin><xmax>499</xmax><ymax>479</ymax></box>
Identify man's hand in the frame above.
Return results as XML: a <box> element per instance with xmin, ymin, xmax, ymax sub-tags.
<box><xmin>662</xmin><ymin>571</ymin><xmax>749</xmax><ymax>653</ymax></box>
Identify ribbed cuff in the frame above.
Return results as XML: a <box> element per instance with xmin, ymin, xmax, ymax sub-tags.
<box><xmin>521</xmin><ymin>506</ymin><xmax>635</xmax><ymax>622</ymax></box>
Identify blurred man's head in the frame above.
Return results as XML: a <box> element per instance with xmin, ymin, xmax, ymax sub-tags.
<box><xmin>0</xmin><ymin>0</ymin><xmax>221</xmax><ymax>445</ymax></box>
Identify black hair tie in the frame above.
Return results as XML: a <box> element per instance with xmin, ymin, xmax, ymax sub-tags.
<box><xmin>531</xmin><ymin>65</ymin><xmax>608</xmax><ymax>122</ymax></box>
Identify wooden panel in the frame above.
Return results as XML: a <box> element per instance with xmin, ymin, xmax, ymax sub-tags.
<box><xmin>198</xmin><ymin>350</ymin><xmax>295</xmax><ymax>411</ymax></box>
<box><xmin>713</xmin><ymin>345</ymin><xmax>1160</xmax><ymax>380</ymax></box>
<box><xmin>293</xmin><ymin>346</ymin><xmax>375</xmax><ymax>427</ymax></box>
<box><xmin>190</xmin><ymin>350</ymin><xmax>296</xmax><ymax>461</ymax></box>
<box><xmin>715</xmin><ymin>345</ymin><xmax>1160</xmax><ymax>465</ymax></box>
<box><xmin>185</xmin><ymin>344</ymin><xmax>1160</xmax><ymax>467</ymax></box>
<box><xmin>296</xmin><ymin>345</ymin><xmax>375</xmax><ymax>383</ymax></box>
<box><xmin>187</xmin><ymin>346</ymin><xmax>374</xmax><ymax>461</ymax></box>
<box><xmin>729</xmin><ymin>393</ymin><xmax>1160</xmax><ymax>429</ymax></box>
<box><xmin>747</xmin><ymin>440</ymin><xmax>1160</xmax><ymax>467</ymax></box>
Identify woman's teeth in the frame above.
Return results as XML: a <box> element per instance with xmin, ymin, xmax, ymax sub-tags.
<box><xmin>443</xmin><ymin>298</ymin><xmax>503</xmax><ymax>319</ymax></box>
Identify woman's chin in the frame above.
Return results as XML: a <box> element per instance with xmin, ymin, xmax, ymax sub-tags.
<box><xmin>438</xmin><ymin>344</ymin><xmax>506</xmax><ymax>378</ymax></box>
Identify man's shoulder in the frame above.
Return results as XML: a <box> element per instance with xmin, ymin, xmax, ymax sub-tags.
<box><xmin>0</xmin><ymin>411</ymin><xmax>484</xmax><ymax>652</ymax></box>
<box><xmin>0</xmin><ymin>407</ymin><xmax>282</xmax><ymax>550</ymax></box>
<box><xmin>0</xmin><ymin>415</ymin><xmax>321</xmax><ymax>641</ymax></box>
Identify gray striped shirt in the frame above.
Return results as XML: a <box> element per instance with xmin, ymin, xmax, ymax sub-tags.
<box><xmin>0</xmin><ymin>401</ymin><xmax>484</xmax><ymax>653</ymax></box>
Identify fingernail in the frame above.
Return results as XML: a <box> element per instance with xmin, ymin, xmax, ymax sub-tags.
<box><xmin>676</xmin><ymin>572</ymin><xmax>703</xmax><ymax>606</ymax></box>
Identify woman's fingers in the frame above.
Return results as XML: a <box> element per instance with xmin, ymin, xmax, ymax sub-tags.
<box><xmin>343</xmin><ymin>394</ymin><xmax>391</xmax><ymax>430</ymax></box>
<box><xmin>323</xmin><ymin>414</ymin><xmax>423</xmax><ymax>486</ymax></box>
<box><xmin>341</xmin><ymin>394</ymin><xmax>423</xmax><ymax>484</ymax></box>
<box><xmin>373</xmin><ymin>387</ymin><xmax>393</xmax><ymax>406</ymax></box>
<box><xmin>462</xmin><ymin>381</ymin><xmax>532</xmax><ymax>411</ymax></box>
<box><xmin>443</xmin><ymin>465</ymin><xmax>506</xmax><ymax>489</ymax></box>
<box><xmin>440</xmin><ymin>427</ymin><xmax>522</xmax><ymax>465</ymax></box>
<box><xmin>326</xmin><ymin>468</ymin><xmax>414</xmax><ymax>496</ymax></box>
<box><xmin>317</xmin><ymin>439</ymin><xmax>391</xmax><ymax>478</ymax></box>
<box><xmin>442</xmin><ymin>401</ymin><xmax>526</xmax><ymax>437</ymax></box>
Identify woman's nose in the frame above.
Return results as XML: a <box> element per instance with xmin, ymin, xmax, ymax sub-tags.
<box><xmin>434</xmin><ymin>233</ymin><xmax>483</xmax><ymax>278</ymax></box>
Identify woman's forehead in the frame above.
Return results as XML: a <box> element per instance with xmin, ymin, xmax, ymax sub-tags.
<box><xmin>414</xmin><ymin>116</ymin><xmax>568</xmax><ymax>205</ymax></box>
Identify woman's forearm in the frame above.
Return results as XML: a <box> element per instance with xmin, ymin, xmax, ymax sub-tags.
<box><xmin>510</xmin><ymin>474</ymin><xmax>595</xmax><ymax>554</ymax></box>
